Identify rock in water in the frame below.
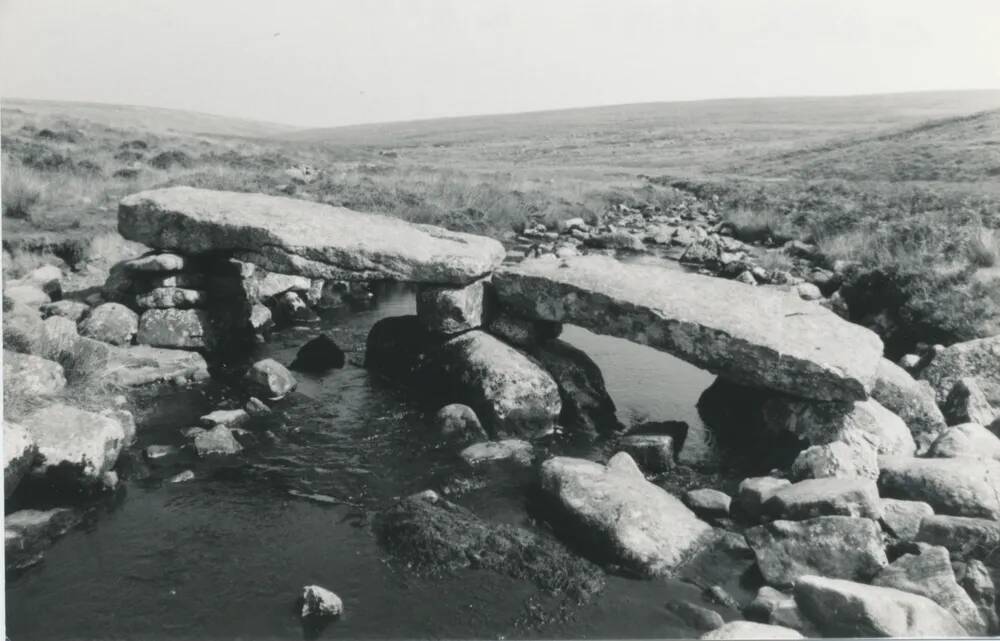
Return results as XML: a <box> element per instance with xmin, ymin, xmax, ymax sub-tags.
<box><xmin>618</xmin><ymin>434</ymin><xmax>675</xmax><ymax>474</ymax></box>
<box><xmin>374</xmin><ymin>489</ymin><xmax>604</xmax><ymax>600</ymax></box>
<box><xmin>872</xmin><ymin>545</ymin><xmax>987</xmax><ymax>635</ymax></box>
<box><xmin>245</xmin><ymin>358</ymin><xmax>297</xmax><ymax>400</ymax></box>
<box><xmin>4</xmin><ymin>421</ymin><xmax>37</xmax><ymax>498</ymax></box>
<box><xmin>878</xmin><ymin>456</ymin><xmax>1000</xmax><ymax>519</ymax></box>
<box><xmin>920</xmin><ymin>335</ymin><xmax>1000</xmax><ymax>404</ymax></box>
<box><xmin>736</xmin><ymin>477</ymin><xmax>791</xmax><ymax>521</ymax></box>
<box><xmin>538</xmin><ymin>453</ymin><xmax>713</xmax><ymax>576</ymax></box>
<box><xmin>459</xmin><ymin>440</ymin><xmax>533</xmax><ymax>467</ymax></box>
<box><xmin>700</xmin><ymin>621</ymin><xmax>803</xmax><ymax>639</ymax></box>
<box><xmin>432</xmin><ymin>404</ymin><xmax>488</xmax><ymax>446</ymax></box>
<box><xmin>20</xmin><ymin>404</ymin><xmax>127</xmax><ymax>486</ymax></box>
<box><xmin>745</xmin><ymin>516</ymin><xmax>887</xmax><ymax>587</ymax></box>
<box><xmin>492</xmin><ymin>255</ymin><xmax>882</xmax><ymax>401</ymax></box>
<box><xmin>794</xmin><ymin>575</ymin><xmax>967</xmax><ymax>637</ymax></box>
<box><xmin>118</xmin><ymin>186</ymin><xmax>505</xmax><ymax>285</ymax></box>
<box><xmin>193</xmin><ymin>426</ymin><xmax>243</xmax><ymax>457</ymax></box>
<box><xmin>529</xmin><ymin>338</ymin><xmax>622</xmax><ymax>436</ymax></box>
<box><xmin>78</xmin><ymin>302</ymin><xmax>138</xmax><ymax>346</ymax></box>
<box><xmin>301</xmin><ymin>585</ymin><xmax>342</xmax><ymax>618</ymax></box>
<box><xmin>290</xmin><ymin>334</ymin><xmax>346</xmax><ymax>373</ymax></box>
<box><xmin>665</xmin><ymin>601</ymin><xmax>725</xmax><ymax>632</ymax></box>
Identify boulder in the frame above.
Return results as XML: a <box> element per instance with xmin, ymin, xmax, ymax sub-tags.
<box><xmin>374</xmin><ymin>489</ymin><xmax>604</xmax><ymax>600</ymax></box>
<box><xmin>135</xmin><ymin>287</ymin><xmax>207</xmax><ymax>309</ymax></box>
<box><xmin>99</xmin><ymin>344</ymin><xmax>210</xmax><ymax>387</ymax></box>
<box><xmin>193</xmin><ymin>426</ymin><xmax>243</xmax><ymax>456</ymax></box>
<box><xmin>3</xmin><ymin>351</ymin><xmax>66</xmax><ymax>398</ymax></box>
<box><xmin>745</xmin><ymin>516</ymin><xmax>887</xmax><ymax>587</ymax></box>
<box><xmin>789</xmin><ymin>440</ymin><xmax>879</xmax><ymax>481</ymax></box>
<box><xmin>927</xmin><ymin>422</ymin><xmax>1000</xmax><ymax>460</ymax></box>
<box><xmin>761</xmin><ymin>478</ymin><xmax>882</xmax><ymax>521</ymax></box>
<box><xmin>954</xmin><ymin>559</ymin><xmax>999</xmax><ymax>634</ymax></box>
<box><xmin>416</xmin><ymin>279</ymin><xmax>486</xmax><ymax>335</ymax></box>
<box><xmin>4</xmin><ymin>421</ymin><xmax>37</xmax><ymax>498</ymax></box>
<box><xmin>459</xmin><ymin>439</ymin><xmax>533</xmax><ymax>467</ymax></box>
<box><xmin>364</xmin><ymin>315</ymin><xmax>438</xmax><ymax>383</ymax></box>
<box><xmin>301</xmin><ymin>585</ymin><xmax>342</xmax><ymax>619</ymax></box>
<box><xmin>880</xmin><ymin>498</ymin><xmax>934</xmax><ymax>541</ymax></box>
<box><xmin>245</xmin><ymin>358</ymin><xmax>297</xmax><ymax>400</ymax></box>
<box><xmin>40</xmin><ymin>300</ymin><xmax>90</xmax><ymax>322</ymax></box>
<box><xmin>943</xmin><ymin>377</ymin><xmax>998</xmax><ymax>427</ymax></box>
<box><xmin>618</xmin><ymin>434</ymin><xmax>675</xmax><ymax>474</ymax></box>
<box><xmin>872</xmin><ymin>358</ymin><xmax>947</xmax><ymax>451</ymax></box>
<box><xmin>245</xmin><ymin>397</ymin><xmax>272</xmax><ymax>417</ymax></box>
<box><xmin>915</xmin><ymin>515</ymin><xmax>1000</xmax><ymax>558</ymax></box>
<box><xmin>136</xmin><ymin>308</ymin><xmax>212</xmax><ymax>349</ymax></box>
<box><xmin>794</xmin><ymin>575</ymin><xmax>967</xmax><ymax>637</ymax></box>
<box><xmin>920</xmin><ymin>335</ymin><xmax>1000</xmax><ymax>404</ymax></box>
<box><xmin>763</xmin><ymin>397</ymin><xmax>915</xmax><ymax>458</ymax></box>
<box><xmin>529</xmin><ymin>338</ymin><xmax>621</xmax><ymax>436</ymax></box>
<box><xmin>538</xmin><ymin>454</ymin><xmax>713</xmax><ymax>576</ymax></box>
<box><xmin>420</xmin><ymin>331</ymin><xmax>560</xmax><ymax>438</ymax></box>
<box><xmin>118</xmin><ymin>186</ymin><xmax>505</xmax><ymax>285</ymax></box>
<box><xmin>683</xmin><ymin>489</ymin><xmax>732</xmax><ymax>520</ymax></box>
<box><xmin>492</xmin><ymin>255</ymin><xmax>883</xmax><ymax>402</ymax></box>
<box><xmin>249</xmin><ymin>303</ymin><xmax>273</xmax><ymax>335</ymax></box>
<box><xmin>665</xmin><ymin>601</ymin><xmax>724</xmax><ymax>632</ymax></box>
<box><xmin>78</xmin><ymin>302</ymin><xmax>138</xmax><ymax>346</ymax></box>
<box><xmin>37</xmin><ymin>316</ymin><xmax>80</xmax><ymax>364</ymax></box>
<box><xmin>585</xmin><ymin>230</ymin><xmax>645</xmax><ymax>252</ymax></box>
<box><xmin>3</xmin><ymin>300</ymin><xmax>45</xmax><ymax>354</ymax></box>
<box><xmin>699</xmin><ymin>621</ymin><xmax>803</xmax><ymax>639</ymax></box>
<box><xmin>736</xmin><ymin>477</ymin><xmax>791</xmax><ymax>521</ymax></box>
<box><xmin>872</xmin><ymin>544</ymin><xmax>987</xmax><ymax>635</ymax></box>
<box><xmin>290</xmin><ymin>334</ymin><xmax>346</xmax><ymax>373</ymax></box>
<box><xmin>878</xmin><ymin>456</ymin><xmax>1000</xmax><ymax>519</ymax></box>
<box><xmin>20</xmin><ymin>404</ymin><xmax>127</xmax><ymax>485</ymax></box>
<box><xmin>432</xmin><ymin>404</ymin><xmax>488</xmax><ymax>446</ymax></box>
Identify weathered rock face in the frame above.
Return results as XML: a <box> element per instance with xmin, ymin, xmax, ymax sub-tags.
<box><xmin>492</xmin><ymin>255</ymin><xmax>883</xmax><ymax>402</ymax></box>
<box><xmin>943</xmin><ymin>377</ymin><xmax>999</xmax><ymax>427</ymax></box>
<box><xmin>794</xmin><ymin>575</ymin><xmax>967</xmax><ymax>638</ymax></box>
<box><xmin>374</xmin><ymin>490</ymin><xmax>604</xmax><ymax>601</ymax></box>
<box><xmin>420</xmin><ymin>331</ymin><xmax>561</xmax><ymax>437</ymax></box>
<box><xmin>529</xmin><ymin>339</ymin><xmax>622</xmax><ymax>436</ymax></box>
<box><xmin>118</xmin><ymin>187</ymin><xmax>505</xmax><ymax>285</ymax></box>
<box><xmin>872</xmin><ymin>545</ymin><xmax>987</xmax><ymax>635</ymax></box>
<box><xmin>78</xmin><ymin>302</ymin><xmax>138</xmax><ymax>346</ymax></box>
<box><xmin>927</xmin><ymin>422</ymin><xmax>1000</xmax><ymax>460</ymax></box>
<box><xmin>764</xmin><ymin>397</ymin><xmax>915</xmax><ymax>458</ymax></box>
<box><xmin>872</xmin><ymin>358</ymin><xmax>947</xmax><ymax>450</ymax></box>
<box><xmin>136</xmin><ymin>308</ymin><xmax>213</xmax><ymax>349</ymax></box>
<box><xmin>538</xmin><ymin>454</ymin><xmax>713</xmax><ymax>576</ymax></box>
<box><xmin>745</xmin><ymin>517</ymin><xmax>887</xmax><ymax>587</ymax></box>
<box><xmin>4</xmin><ymin>421</ymin><xmax>37</xmax><ymax>498</ymax></box>
<box><xmin>761</xmin><ymin>478</ymin><xmax>882</xmax><ymax>521</ymax></box>
<box><xmin>700</xmin><ymin>621</ymin><xmax>803</xmax><ymax>639</ymax></box>
<box><xmin>920</xmin><ymin>335</ymin><xmax>1000</xmax><ymax>404</ymax></box>
<box><xmin>878</xmin><ymin>456</ymin><xmax>1000</xmax><ymax>519</ymax></box>
<box><xmin>915</xmin><ymin>515</ymin><xmax>1000</xmax><ymax>558</ymax></box>
<box><xmin>20</xmin><ymin>404</ymin><xmax>126</xmax><ymax>485</ymax></box>
<box><xmin>416</xmin><ymin>279</ymin><xmax>486</xmax><ymax>335</ymax></box>
<box><xmin>880</xmin><ymin>498</ymin><xmax>934</xmax><ymax>541</ymax></box>
<box><xmin>3</xmin><ymin>351</ymin><xmax>66</xmax><ymax>398</ymax></box>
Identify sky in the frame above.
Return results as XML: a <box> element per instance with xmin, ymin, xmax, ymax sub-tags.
<box><xmin>1</xmin><ymin>0</ymin><xmax>999</xmax><ymax>128</ymax></box>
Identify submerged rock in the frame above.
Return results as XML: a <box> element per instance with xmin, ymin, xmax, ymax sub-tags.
<box><xmin>538</xmin><ymin>453</ymin><xmax>713</xmax><ymax>576</ymax></box>
<box><xmin>432</xmin><ymin>403</ymin><xmax>488</xmax><ymax>446</ymax></box>
<box><xmin>301</xmin><ymin>585</ymin><xmax>343</xmax><ymax>618</ymax></box>
<box><xmin>878</xmin><ymin>456</ymin><xmax>1000</xmax><ymax>519</ymax></box>
<box><xmin>5</xmin><ymin>508</ymin><xmax>81</xmax><ymax>572</ymax></box>
<box><xmin>700</xmin><ymin>621</ymin><xmax>803</xmax><ymax>639</ymax></box>
<box><xmin>745</xmin><ymin>516</ymin><xmax>887</xmax><ymax>587</ymax></box>
<box><xmin>374</xmin><ymin>490</ymin><xmax>604</xmax><ymax>600</ymax></box>
<box><xmin>290</xmin><ymin>334</ymin><xmax>346</xmax><ymax>373</ymax></box>
<box><xmin>794</xmin><ymin>575</ymin><xmax>967</xmax><ymax>638</ymax></box>
<box><xmin>78</xmin><ymin>302</ymin><xmax>138</xmax><ymax>346</ymax></box>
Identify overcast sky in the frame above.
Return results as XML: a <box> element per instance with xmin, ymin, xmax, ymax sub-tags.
<box><xmin>1</xmin><ymin>0</ymin><xmax>998</xmax><ymax>128</ymax></box>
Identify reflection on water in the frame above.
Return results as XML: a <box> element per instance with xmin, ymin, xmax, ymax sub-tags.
<box><xmin>6</xmin><ymin>282</ymin><xmax>749</xmax><ymax>640</ymax></box>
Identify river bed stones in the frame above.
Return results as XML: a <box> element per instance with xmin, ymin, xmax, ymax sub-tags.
<box><xmin>5</xmin><ymin>508</ymin><xmax>81</xmax><ymax>572</ymax></box>
<box><xmin>193</xmin><ymin>425</ymin><xmax>243</xmax><ymax>457</ymax></box>
<box><xmin>100</xmin><ymin>344</ymin><xmax>210</xmax><ymax>387</ymax></box>
<box><xmin>484</xmin><ymin>313</ymin><xmax>562</xmax><ymax>349</ymax></box>
<box><xmin>538</xmin><ymin>453</ymin><xmax>714</xmax><ymax>576</ymax></box>
<box><xmin>878</xmin><ymin>456</ymin><xmax>1000</xmax><ymax>519</ymax></box>
<box><xmin>915</xmin><ymin>515</ymin><xmax>1000</xmax><ymax>558</ymax></box>
<box><xmin>459</xmin><ymin>439</ymin><xmax>533</xmax><ymax>467</ymax></box>
<box><xmin>118</xmin><ymin>186</ymin><xmax>506</xmax><ymax>284</ymax></box>
<box><xmin>432</xmin><ymin>403</ymin><xmax>488</xmax><ymax>446</ymax></box>
<box><xmin>745</xmin><ymin>516</ymin><xmax>887</xmax><ymax>587</ymax></box>
<box><xmin>736</xmin><ymin>476</ymin><xmax>791</xmax><ymax>521</ymax></box>
<box><xmin>789</xmin><ymin>439</ymin><xmax>879</xmax><ymax>480</ymax></box>
<box><xmin>684</xmin><ymin>489</ymin><xmax>732</xmax><ymax>521</ymax></box>
<box><xmin>793</xmin><ymin>575</ymin><xmax>967</xmax><ymax>637</ymax></box>
<box><xmin>245</xmin><ymin>358</ymin><xmax>297</xmax><ymax>400</ymax></box>
<box><xmin>618</xmin><ymin>434</ymin><xmax>675</xmax><ymax>473</ymax></box>
<box><xmin>20</xmin><ymin>404</ymin><xmax>127</xmax><ymax>486</ymax></box>
<box><xmin>492</xmin><ymin>255</ymin><xmax>883</xmax><ymax>402</ymax></box>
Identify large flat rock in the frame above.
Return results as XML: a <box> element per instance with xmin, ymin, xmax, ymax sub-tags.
<box><xmin>493</xmin><ymin>255</ymin><xmax>882</xmax><ymax>401</ymax></box>
<box><xmin>118</xmin><ymin>187</ymin><xmax>505</xmax><ymax>285</ymax></box>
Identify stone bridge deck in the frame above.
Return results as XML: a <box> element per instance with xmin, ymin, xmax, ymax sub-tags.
<box><xmin>493</xmin><ymin>255</ymin><xmax>883</xmax><ymax>402</ymax></box>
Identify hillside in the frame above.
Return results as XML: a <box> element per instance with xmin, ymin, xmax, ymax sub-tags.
<box><xmin>2</xmin><ymin>98</ymin><xmax>300</xmax><ymax>139</ymax></box>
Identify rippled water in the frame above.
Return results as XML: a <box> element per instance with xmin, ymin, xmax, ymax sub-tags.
<box><xmin>6</xmin><ymin>283</ymin><xmax>766</xmax><ymax>640</ymax></box>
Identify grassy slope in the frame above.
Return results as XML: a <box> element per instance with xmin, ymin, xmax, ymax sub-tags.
<box><xmin>3</xmin><ymin>89</ymin><xmax>1000</xmax><ymax>345</ymax></box>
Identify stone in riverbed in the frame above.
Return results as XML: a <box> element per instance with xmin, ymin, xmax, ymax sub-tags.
<box><xmin>301</xmin><ymin>585</ymin><xmax>342</xmax><ymax>618</ymax></box>
<box><xmin>118</xmin><ymin>186</ymin><xmax>505</xmax><ymax>285</ymax></box>
<box><xmin>539</xmin><ymin>453</ymin><xmax>713</xmax><ymax>576</ymax></box>
<box><xmin>20</xmin><ymin>404</ymin><xmax>126</xmax><ymax>486</ymax></box>
<box><xmin>136</xmin><ymin>308</ymin><xmax>213</xmax><ymax>349</ymax></box>
<box><xmin>684</xmin><ymin>489</ymin><xmax>732</xmax><ymax>520</ymax></box>
<box><xmin>492</xmin><ymin>255</ymin><xmax>883</xmax><ymax>402</ymax></box>
<box><xmin>872</xmin><ymin>544</ymin><xmax>987</xmax><ymax>635</ymax></box>
<box><xmin>100</xmin><ymin>344</ymin><xmax>209</xmax><ymax>387</ymax></box>
<box><xmin>459</xmin><ymin>440</ymin><xmax>533</xmax><ymax>467</ymax></box>
<box><xmin>245</xmin><ymin>358</ymin><xmax>297</xmax><ymax>400</ymax></box>
<box><xmin>878</xmin><ymin>456</ymin><xmax>1000</xmax><ymax>519</ymax></box>
<box><xmin>528</xmin><ymin>338</ymin><xmax>621</xmax><ymax>436</ymax></box>
<box><xmin>880</xmin><ymin>498</ymin><xmax>934</xmax><ymax>541</ymax></box>
<box><xmin>4</xmin><ymin>422</ymin><xmax>37</xmax><ymax>498</ymax></box>
<box><xmin>193</xmin><ymin>426</ymin><xmax>243</xmax><ymax>456</ymax></box>
<box><xmin>365</xmin><ymin>315</ymin><xmax>438</xmax><ymax>383</ymax></box>
<box><xmin>3</xmin><ymin>351</ymin><xmax>66</xmax><ymax>398</ymax></box>
<box><xmin>416</xmin><ymin>278</ymin><xmax>486</xmax><ymax>335</ymax></box>
<box><xmin>761</xmin><ymin>478</ymin><xmax>882</xmax><ymax>521</ymax></box>
<box><xmin>618</xmin><ymin>434</ymin><xmax>675</xmax><ymax>474</ymax></box>
<box><xmin>872</xmin><ymin>357</ymin><xmax>947</xmax><ymax>451</ymax></box>
<box><xmin>920</xmin><ymin>335</ymin><xmax>1000</xmax><ymax>404</ymax></box>
<box><xmin>746</xmin><ymin>516</ymin><xmax>887</xmax><ymax>587</ymax></box>
<box><xmin>794</xmin><ymin>575</ymin><xmax>967</xmax><ymax>638</ymax></box>
<box><xmin>135</xmin><ymin>287</ymin><xmax>207</xmax><ymax>309</ymax></box>
<box><xmin>927</xmin><ymin>422</ymin><xmax>1000</xmax><ymax>460</ymax></box>
<box><xmin>914</xmin><ymin>515</ymin><xmax>1000</xmax><ymax>558</ymax></box>
<box><xmin>943</xmin><ymin>377</ymin><xmax>998</xmax><ymax>427</ymax></box>
<box><xmin>700</xmin><ymin>621</ymin><xmax>803</xmax><ymax>639</ymax></box>
<box><xmin>432</xmin><ymin>403</ymin><xmax>488</xmax><ymax>446</ymax></box>
<box><xmin>743</xmin><ymin>586</ymin><xmax>817</xmax><ymax>635</ymax></box>
<box><xmin>290</xmin><ymin>334</ymin><xmax>345</xmax><ymax>373</ymax></box>
<box><xmin>200</xmin><ymin>409</ymin><xmax>250</xmax><ymax>428</ymax></box>
<box><xmin>79</xmin><ymin>302</ymin><xmax>138</xmax><ymax>346</ymax></box>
